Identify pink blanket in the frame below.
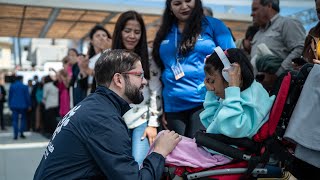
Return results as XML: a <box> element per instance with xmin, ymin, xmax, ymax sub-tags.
<box><xmin>147</xmin><ymin>131</ymin><xmax>231</xmax><ymax>168</ymax></box>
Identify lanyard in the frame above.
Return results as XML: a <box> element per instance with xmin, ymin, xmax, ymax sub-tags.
<box><xmin>175</xmin><ymin>28</ymin><xmax>184</xmax><ymax>63</ymax></box>
<box><xmin>175</xmin><ymin>28</ymin><xmax>178</xmax><ymax>49</ymax></box>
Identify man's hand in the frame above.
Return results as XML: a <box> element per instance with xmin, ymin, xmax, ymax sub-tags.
<box><xmin>141</xmin><ymin>126</ymin><xmax>157</xmax><ymax>145</ymax></box>
<box><xmin>153</xmin><ymin>130</ymin><xmax>181</xmax><ymax>158</ymax></box>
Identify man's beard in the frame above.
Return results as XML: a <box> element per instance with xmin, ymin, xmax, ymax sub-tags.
<box><xmin>124</xmin><ymin>78</ymin><xmax>144</xmax><ymax>104</ymax></box>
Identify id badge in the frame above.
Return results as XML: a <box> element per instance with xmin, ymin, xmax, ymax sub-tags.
<box><xmin>171</xmin><ymin>62</ymin><xmax>185</xmax><ymax>80</ymax></box>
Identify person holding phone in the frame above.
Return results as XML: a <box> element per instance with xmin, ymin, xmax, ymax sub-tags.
<box><xmin>86</xmin><ymin>25</ymin><xmax>112</xmax><ymax>93</ymax></box>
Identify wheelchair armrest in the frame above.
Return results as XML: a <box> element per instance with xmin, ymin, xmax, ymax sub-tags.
<box><xmin>195</xmin><ymin>131</ymin><xmax>259</xmax><ymax>161</ymax></box>
<box><xmin>195</xmin><ymin>132</ymin><xmax>259</xmax><ymax>153</ymax></box>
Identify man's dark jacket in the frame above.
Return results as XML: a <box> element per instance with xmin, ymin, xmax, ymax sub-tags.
<box><xmin>34</xmin><ymin>86</ymin><xmax>165</xmax><ymax>180</ymax></box>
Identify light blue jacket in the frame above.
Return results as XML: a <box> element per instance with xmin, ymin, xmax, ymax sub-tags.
<box><xmin>159</xmin><ymin>16</ymin><xmax>235</xmax><ymax>112</ymax></box>
<box><xmin>200</xmin><ymin>81</ymin><xmax>275</xmax><ymax>138</ymax></box>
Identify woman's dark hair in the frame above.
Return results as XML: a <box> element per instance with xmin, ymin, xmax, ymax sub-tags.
<box><xmin>68</xmin><ymin>48</ymin><xmax>79</xmax><ymax>56</ymax></box>
<box><xmin>204</xmin><ymin>48</ymin><xmax>254</xmax><ymax>91</ymax></box>
<box><xmin>87</xmin><ymin>25</ymin><xmax>111</xmax><ymax>59</ymax></box>
<box><xmin>112</xmin><ymin>11</ymin><xmax>150</xmax><ymax>80</ymax></box>
<box><xmin>43</xmin><ymin>75</ymin><xmax>53</xmax><ymax>84</ymax></box>
<box><xmin>152</xmin><ymin>0</ymin><xmax>204</xmax><ymax>70</ymax></box>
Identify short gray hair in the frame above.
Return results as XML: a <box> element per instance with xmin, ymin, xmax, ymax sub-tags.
<box><xmin>260</xmin><ymin>0</ymin><xmax>280</xmax><ymax>12</ymax></box>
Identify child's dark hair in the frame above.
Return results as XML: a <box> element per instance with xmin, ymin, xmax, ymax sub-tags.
<box><xmin>204</xmin><ymin>48</ymin><xmax>254</xmax><ymax>91</ymax></box>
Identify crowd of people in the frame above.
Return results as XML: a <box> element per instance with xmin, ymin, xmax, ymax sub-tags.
<box><xmin>0</xmin><ymin>0</ymin><xmax>319</xmax><ymax>179</ymax></box>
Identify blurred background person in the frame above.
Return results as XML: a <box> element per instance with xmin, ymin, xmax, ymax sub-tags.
<box><xmin>35</xmin><ymin>77</ymin><xmax>45</xmax><ymax>133</ymax></box>
<box><xmin>31</xmin><ymin>75</ymin><xmax>40</xmax><ymax>131</ymax></box>
<box><xmin>236</xmin><ymin>25</ymin><xmax>259</xmax><ymax>59</ymax></box>
<box><xmin>0</xmin><ymin>82</ymin><xmax>7</xmax><ymax>131</ymax></box>
<box><xmin>8</xmin><ymin>76</ymin><xmax>31</xmax><ymax>140</ymax></box>
<box><xmin>66</xmin><ymin>48</ymin><xmax>79</xmax><ymax>81</ymax></box>
<box><xmin>112</xmin><ymin>10</ymin><xmax>162</xmax><ymax>167</ymax></box>
<box><xmin>67</xmin><ymin>48</ymin><xmax>79</xmax><ymax>68</ymax></box>
<box><xmin>302</xmin><ymin>0</ymin><xmax>320</xmax><ymax>64</ymax></box>
<box><xmin>152</xmin><ymin>0</ymin><xmax>235</xmax><ymax>138</ymax></box>
<box><xmin>203</xmin><ymin>6</ymin><xmax>213</xmax><ymax>17</ymax></box>
<box><xmin>27</xmin><ymin>79</ymin><xmax>33</xmax><ymax>95</ymax></box>
<box><xmin>251</xmin><ymin>0</ymin><xmax>305</xmax><ymax>77</ymax></box>
<box><xmin>42</xmin><ymin>75</ymin><xmax>59</xmax><ymax>138</ymax></box>
<box><xmin>57</xmin><ymin>56</ymin><xmax>71</xmax><ymax>118</ymax></box>
<box><xmin>26</xmin><ymin>79</ymin><xmax>33</xmax><ymax>131</ymax></box>
<box><xmin>86</xmin><ymin>25</ymin><xmax>112</xmax><ymax>93</ymax></box>
<box><xmin>67</xmin><ymin>48</ymin><xmax>79</xmax><ymax>108</ymax></box>
<box><xmin>70</xmin><ymin>54</ymin><xmax>89</xmax><ymax>107</ymax></box>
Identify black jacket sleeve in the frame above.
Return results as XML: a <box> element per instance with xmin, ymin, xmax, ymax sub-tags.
<box><xmin>86</xmin><ymin>116</ymin><xmax>165</xmax><ymax>180</ymax></box>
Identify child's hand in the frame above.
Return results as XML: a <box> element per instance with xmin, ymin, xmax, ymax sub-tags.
<box><xmin>227</xmin><ymin>63</ymin><xmax>242</xmax><ymax>88</ymax></box>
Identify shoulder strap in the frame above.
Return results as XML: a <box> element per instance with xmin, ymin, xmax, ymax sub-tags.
<box><xmin>310</xmin><ymin>35</ymin><xmax>319</xmax><ymax>60</ymax></box>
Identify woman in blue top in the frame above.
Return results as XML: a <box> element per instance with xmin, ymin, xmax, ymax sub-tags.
<box><xmin>152</xmin><ymin>0</ymin><xmax>235</xmax><ymax>137</ymax></box>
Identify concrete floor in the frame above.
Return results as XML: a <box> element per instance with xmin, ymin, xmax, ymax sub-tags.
<box><xmin>0</xmin><ymin>128</ymin><xmax>49</xmax><ymax>180</ymax></box>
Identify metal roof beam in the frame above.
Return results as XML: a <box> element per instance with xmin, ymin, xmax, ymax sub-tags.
<box><xmin>17</xmin><ymin>6</ymin><xmax>26</xmax><ymax>37</ymax></box>
<box><xmin>0</xmin><ymin>0</ymin><xmax>315</xmax><ymax>10</ymax></box>
<box><xmin>63</xmin><ymin>10</ymin><xmax>87</xmax><ymax>38</ymax></box>
<box><xmin>81</xmin><ymin>12</ymin><xmax>118</xmax><ymax>40</ymax></box>
<box><xmin>0</xmin><ymin>17</ymin><xmax>108</xmax><ymax>24</ymax></box>
<box><xmin>39</xmin><ymin>8</ymin><xmax>60</xmax><ymax>38</ymax></box>
<box><xmin>101</xmin><ymin>12</ymin><xmax>118</xmax><ymax>25</ymax></box>
<box><xmin>0</xmin><ymin>0</ymin><xmax>162</xmax><ymax>15</ymax></box>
